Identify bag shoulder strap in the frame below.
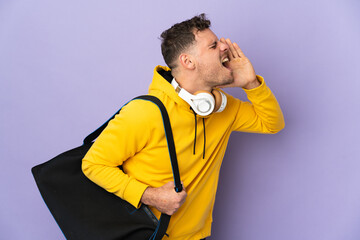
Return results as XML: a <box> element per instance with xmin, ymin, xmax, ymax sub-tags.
<box><xmin>133</xmin><ymin>95</ymin><xmax>182</xmax><ymax>192</ymax></box>
<box><xmin>83</xmin><ymin>95</ymin><xmax>181</xmax><ymax>240</ymax></box>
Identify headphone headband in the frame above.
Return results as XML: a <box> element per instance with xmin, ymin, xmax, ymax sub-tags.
<box><xmin>171</xmin><ymin>78</ymin><xmax>226</xmax><ymax>116</ymax></box>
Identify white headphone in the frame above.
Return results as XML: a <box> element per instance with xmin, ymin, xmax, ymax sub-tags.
<box><xmin>171</xmin><ymin>78</ymin><xmax>227</xmax><ymax>116</ymax></box>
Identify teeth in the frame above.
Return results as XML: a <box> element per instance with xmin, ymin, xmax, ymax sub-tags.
<box><xmin>222</xmin><ymin>58</ymin><xmax>229</xmax><ymax>63</ymax></box>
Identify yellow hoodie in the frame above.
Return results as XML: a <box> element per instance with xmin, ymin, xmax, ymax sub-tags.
<box><xmin>82</xmin><ymin>65</ymin><xmax>285</xmax><ymax>239</ymax></box>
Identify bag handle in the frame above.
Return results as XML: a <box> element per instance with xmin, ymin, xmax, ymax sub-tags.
<box><xmin>83</xmin><ymin>95</ymin><xmax>182</xmax><ymax>240</ymax></box>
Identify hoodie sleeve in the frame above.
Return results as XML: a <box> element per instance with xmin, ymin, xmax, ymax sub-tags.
<box><xmin>82</xmin><ymin>100</ymin><xmax>153</xmax><ymax>208</ymax></box>
<box><xmin>231</xmin><ymin>76</ymin><xmax>285</xmax><ymax>134</ymax></box>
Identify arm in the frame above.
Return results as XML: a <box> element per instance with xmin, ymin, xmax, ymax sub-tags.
<box><xmin>218</xmin><ymin>38</ymin><xmax>285</xmax><ymax>133</ymax></box>
<box><xmin>82</xmin><ymin>101</ymin><xmax>151</xmax><ymax>208</ymax></box>
<box><xmin>229</xmin><ymin>77</ymin><xmax>285</xmax><ymax>133</ymax></box>
<box><xmin>82</xmin><ymin>100</ymin><xmax>187</xmax><ymax>214</ymax></box>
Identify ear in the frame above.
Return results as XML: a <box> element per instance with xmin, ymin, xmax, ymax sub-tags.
<box><xmin>179</xmin><ymin>53</ymin><xmax>196</xmax><ymax>70</ymax></box>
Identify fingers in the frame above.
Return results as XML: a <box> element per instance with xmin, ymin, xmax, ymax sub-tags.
<box><xmin>142</xmin><ymin>181</ymin><xmax>188</xmax><ymax>215</ymax></box>
<box><xmin>225</xmin><ymin>38</ymin><xmax>245</xmax><ymax>59</ymax></box>
<box><xmin>226</xmin><ymin>38</ymin><xmax>238</xmax><ymax>59</ymax></box>
<box><xmin>167</xmin><ymin>181</ymin><xmax>185</xmax><ymax>192</ymax></box>
<box><xmin>233</xmin><ymin>42</ymin><xmax>245</xmax><ymax>58</ymax></box>
<box><xmin>164</xmin><ymin>181</ymin><xmax>187</xmax><ymax>215</ymax></box>
<box><xmin>180</xmin><ymin>181</ymin><xmax>186</xmax><ymax>192</ymax></box>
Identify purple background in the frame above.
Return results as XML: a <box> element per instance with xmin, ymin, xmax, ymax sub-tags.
<box><xmin>1</xmin><ymin>0</ymin><xmax>359</xmax><ymax>239</ymax></box>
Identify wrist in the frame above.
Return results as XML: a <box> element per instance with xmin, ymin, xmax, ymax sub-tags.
<box><xmin>243</xmin><ymin>76</ymin><xmax>260</xmax><ymax>90</ymax></box>
<box><xmin>140</xmin><ymin>187</ymin><xmax>155</xmax><ymax>206</ymax></box>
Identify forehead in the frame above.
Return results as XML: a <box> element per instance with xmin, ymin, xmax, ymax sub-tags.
<box><xmin>194</xmin><ymin>29</ymin><xmax>218</xmax><ymax>47</ymax></box>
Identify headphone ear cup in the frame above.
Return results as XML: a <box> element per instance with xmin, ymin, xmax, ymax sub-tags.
<box><xmin>212</xmin><ymin>90</ymin><xmax>222</xmax><ymax>112</ymax></box>
<box><xmin>212</xmin><ymin>89</ymin><xmax>227</xmax><ymax>113</ymax></box>
<box><xmin>193</xmin><ymin>91</ymin><xmax>215</xmax><ymax>115</ymax></box>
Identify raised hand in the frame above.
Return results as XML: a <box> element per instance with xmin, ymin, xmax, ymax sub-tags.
<box><xmin>219</xmin><ymin>38</ymin><xmax>260</xmax><ymax>89</ymax></box>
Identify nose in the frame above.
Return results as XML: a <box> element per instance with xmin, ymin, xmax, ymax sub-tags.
<box><xmin>219</xmin><ymin>38</ymin><xmax>229</xmax><ymax>52</ymax></box>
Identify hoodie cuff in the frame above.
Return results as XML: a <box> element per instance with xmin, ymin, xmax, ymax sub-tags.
<box><xmin>123</xmin><ymin>178</ymin><xmax>149</xmax><ymax>208</ymax></box>
<box><xmin>242</xmin><ymin>75</ymin><xmax>265</xmax><ymax>93</ymax></box>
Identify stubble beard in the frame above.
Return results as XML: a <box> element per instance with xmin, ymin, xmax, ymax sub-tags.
<box><xmin>199</xmin><ymin>64</ymin><xmax>234</xmax><ymax>88</ymax></box>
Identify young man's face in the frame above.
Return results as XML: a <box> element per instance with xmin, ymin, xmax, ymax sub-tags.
<box><xmin>192</xmin><ymin>28</ymin><xmax>233</xmax><ymax>88</ymax></box>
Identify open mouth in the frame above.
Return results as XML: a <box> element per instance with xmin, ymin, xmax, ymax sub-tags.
<box><xmin>221</xmin><ymin>57</ymin><xmax>230</xmax><ymax>69</ymax></box>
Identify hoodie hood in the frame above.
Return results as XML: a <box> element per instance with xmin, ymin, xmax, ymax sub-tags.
<box><xmin>148</xmin><ymin>65</ymin><xmax>208</xmax><ymax>158</ymax></box>
<box><xmin>148</xmin><ymin>65</ymin><xmax>197</xmax><ymax>115</ymax></box>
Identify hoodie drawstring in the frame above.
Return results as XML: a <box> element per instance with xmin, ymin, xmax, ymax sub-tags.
<box><xmin>193</xmin><ymin>110</ymin><xmax>197</xmax><ymax>155</ymax></box>
<box><xmin>202</xmin><ymin>118</ymin><xmax>206</xmax><ymax>159</ymax></box>
<box><xmin>191</xmin><ymin>109</ymin><xmax>206</xmax><ymax>159</ymax></box>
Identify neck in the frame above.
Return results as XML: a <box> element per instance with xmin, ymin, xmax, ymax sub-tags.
<box><xmin>173</xmin><ymin>73</ymin><xmax>211</xmax><ymax>94</ymax></box>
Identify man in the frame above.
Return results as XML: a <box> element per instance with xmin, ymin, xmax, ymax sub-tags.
<box><xmin>82</xmin><ymin>14</ymin><xmax>284</xmax><ymax>240</ymax></box>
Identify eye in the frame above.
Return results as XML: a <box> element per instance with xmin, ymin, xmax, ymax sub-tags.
<box><xmin>210</xmin><ymin>42</ymin><xmax>217</xmax><ymax>49</ymax></box>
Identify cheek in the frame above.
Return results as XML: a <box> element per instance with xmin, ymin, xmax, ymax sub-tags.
<box><xmin>198</xmin><ymin>54</ymin><xmax>221</xmax><ymax>69</ymax></box>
